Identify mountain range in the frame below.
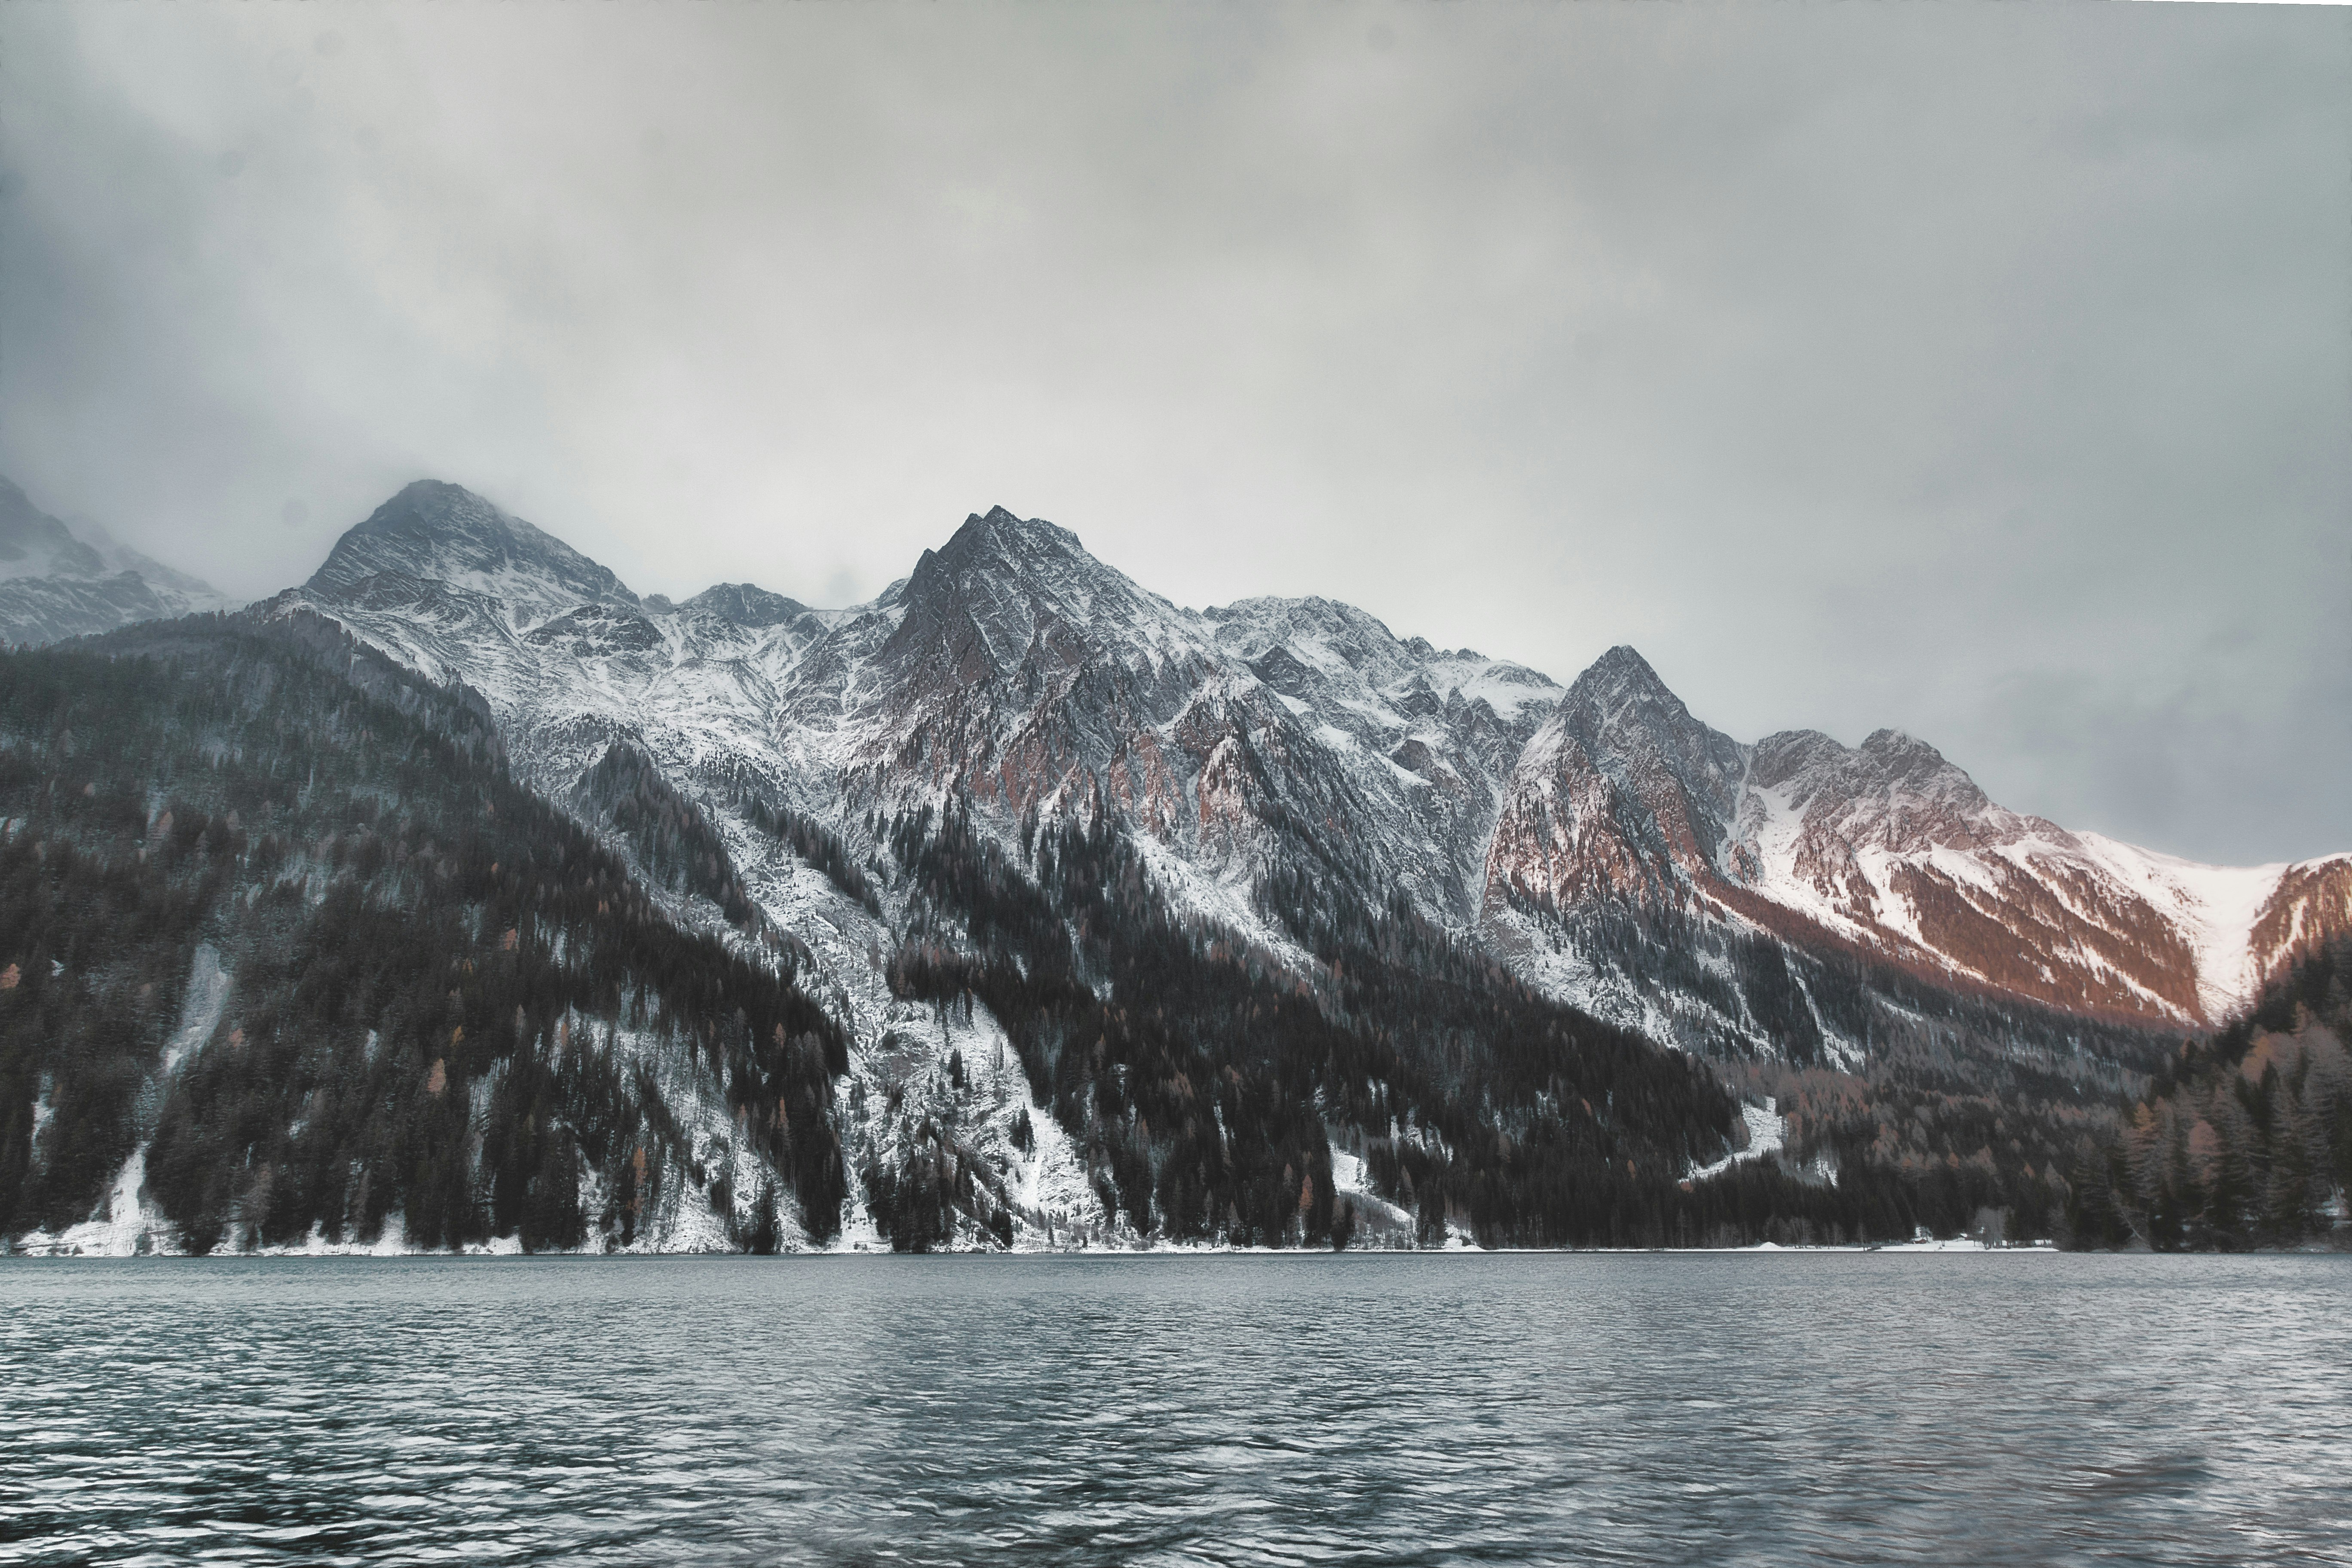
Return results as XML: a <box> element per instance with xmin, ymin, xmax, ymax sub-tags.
<box><xmin>4</xmin><ymin>475</ymin><xmax>2345</xmax><ymax>1254</ymax></box>
<box><xmin>283</xmin><ymin>481</ymin><xmax>2349</xmax><ymax>1037</ymax></box>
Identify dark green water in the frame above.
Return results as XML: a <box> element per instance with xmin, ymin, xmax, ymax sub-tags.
<box><xmin>1</xmin><ymin>1253</ymin><xmax>2346</xmax><ymax>1565</ymax></box>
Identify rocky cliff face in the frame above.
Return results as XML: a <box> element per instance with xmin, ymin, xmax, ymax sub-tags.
<box><xmin>1487</xmin><ymin>646</ymin><xmax>1746</xmax><ymax>911</ymax></box>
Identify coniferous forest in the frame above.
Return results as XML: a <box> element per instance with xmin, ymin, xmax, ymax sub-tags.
<box><xmin>873</xmin><ymin>804</ymin><xmax>2149</xmax><ymax>1248</ymax></box>
<box><xmin>2064</xmin><ymin>936</ymin><xmax>2352</xmax><ymax>1251</ymax></box>
<box><xmin>0</xmin><ymin>615</ymin><xmax>845</xmax><ymax>1252</ymax></box>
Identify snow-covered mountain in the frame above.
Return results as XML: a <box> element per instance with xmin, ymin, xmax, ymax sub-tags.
<box><xmin>1486</xmin><ymin>644</ymin><xmax>2350</xmax><ymax>1044</ymax></box>
<box><xmin>16</xmin><ymin>475</ymin><xmax>2344</xmax><ymax>1255</ymax></box>
<box><xmin>0</xmin><ymin>474</ymin><xmax>232</xmax><ymax>646</ymax></box>
<box><xmin>280</xmin><ymin>481</ymin><xmax>2344</xmax><ymax>1054</ymax></box>
<box><xmin>225</xmin><ymin>484</ymin><xmax>1622</xmax><ymax>1248</ymax></box>
<box><xmin>272</xmin><ymin>487</ymin><xmax>1561</xmax><ymax>957</ymax></box>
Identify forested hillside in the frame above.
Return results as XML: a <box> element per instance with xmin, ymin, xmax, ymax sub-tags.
<box><xmin>0</xmin><ymin>594</ymin><xmax>2309</xmax><ymax>1255</ymax></box>
<box><xmin>0</xmin><ymin>606</ymin><xmax>2192</xmax><ymax>1254</ymax></box>
<box><xmin>2065</xmin><ymin>937</ymin><xmax>2352</xmax><ymax>1250</ymax></box>
<box><xmin>0</xmin><ymin>614</ymin><xmax>846</xmax><ymax>1253</ymax></box>
<box><xmin>869</xmin><ymin>804</ymin><xmax>2068</xmax><ymax>1248</ymax></box>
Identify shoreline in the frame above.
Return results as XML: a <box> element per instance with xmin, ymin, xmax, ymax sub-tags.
<box><xmin>9</xmin><ymin>1236</ymin><xmax>2219</xmax><ymax>1261</ymax></box>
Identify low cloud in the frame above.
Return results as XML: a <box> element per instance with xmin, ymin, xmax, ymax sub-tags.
<box><xmin>0</xmin><ymin>3</ymin><xmax>2342</xmax><ymax>862</ymax></box>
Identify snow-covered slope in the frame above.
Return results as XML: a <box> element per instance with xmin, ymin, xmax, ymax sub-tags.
<box><xmin>278</xmin><ymin>496</ymin><xmax>1561</xmax><ymax>938</ymax></box>
<box><xmin>311</xmin><ymin>480</ymin><xmax>635</xmax><ymax>616</ymax></box>
<box><xmin>1205</xmin><ymin>595</ymin><xmax>1559</xmax><ymax>919</ymax></box>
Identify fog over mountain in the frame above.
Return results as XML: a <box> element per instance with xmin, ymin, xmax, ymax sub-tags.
<box><xmin>0</xmin><ymin>476</ymin><xmax>230</xmax><ymax>646</ymax></box>
<box><xmin>0</xmin><ymin>3</ymin><xmax>2345</xmax><ymax>865</ymax></box>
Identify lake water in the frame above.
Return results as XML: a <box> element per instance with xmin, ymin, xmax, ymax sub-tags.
<box><xmin>2</xmin><ymin>1253</ymin><xmax>2346</xmax><ymax>1565</ymax></box>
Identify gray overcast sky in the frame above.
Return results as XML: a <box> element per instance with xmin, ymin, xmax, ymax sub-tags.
<box><xmin>2</xmin><ymin>2</ymin><xmax>2346</xmax><ymax>866</ymax></box>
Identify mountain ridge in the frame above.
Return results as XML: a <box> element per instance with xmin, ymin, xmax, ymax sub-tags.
<box><xmin>280</xmin><ymin>478</ymin><xmax>2345</xmax><ymax>1036</ymax></box>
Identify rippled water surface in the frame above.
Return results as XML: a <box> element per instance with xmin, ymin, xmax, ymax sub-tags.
<box><xmin>3</xmin><ymin>1253</ymin><xmax>2348</xmax><ymax>1565</ymax></box>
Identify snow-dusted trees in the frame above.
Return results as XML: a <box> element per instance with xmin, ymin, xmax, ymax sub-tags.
<box><xmin>0</xmin><ymin>620</ymin><xmax>850</xmax><ymax>1253</ymax></box>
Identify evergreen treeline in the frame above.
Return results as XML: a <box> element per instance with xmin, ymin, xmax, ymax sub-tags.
<box><xmin>0</xmin><ymin>615</ymin><xmax>846</xmax><ymax>1252</ymax></box>
<box><xmin>1531</xmin><ymin>896</ymin><xmax>2184</xmax><ymax>1243</ymax></box>
<box><xmin>870</xmin><ymin>804</ymin><xmax>1994</xmax><ymax>1248</ymax></box>
<box><xmin>744</xmin><ymin>793</ymin><xmax>884</xmax><ymax>917</ymax></box>
<box><xmin>571</xmin><ymin>741</ymin><xmax>757</xmax><ymax>926</ymax></box>
<box><xmin>2066</xmin><ymin>937</ymin><xmax>2352</xmax><ymax>1250</ymax></box>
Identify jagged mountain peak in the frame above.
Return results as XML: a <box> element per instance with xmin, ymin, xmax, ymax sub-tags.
<box><xmin>1205</xmin><ymin>594</ymin><xmax>1528</xmax><ymax>681</ymax></box>
<box><xmin>1854</xmin><ymin>729</ymin><xmax>2000</xmax><ymax>815</ymax></box>
<box><xmin>1858</xmin><ymin>726</ymin><xmax>1944</xmax><ymax>767</ymax></box>
<box><xmin>1488</xmin><ymin>645</ymin><xmax>1749</xmax><ymax>919</ymax></box>
<box><xmin>891</xmin><ymin>505</ymin><xmax>1202</xmax><ymax>662</ymax></box>
<box><xmin>1555</xmin><ymin>646</ymin><xmax>1739</xmax><ymax>775</ymax></box>
<box><xmin>1749</xmin><ymin>726</ymin><xmax>2014</xmax><ymax>842</ymax></box>
<box><xmin>1564</xmin><ymin>644</ymin><xmax>1679</xmax><ymax>707</ymax></box>
<box><xmin>309</xmin><ymin>480</ymin><xmax>637</xmax><ymax>612</ymax></box>
<box><xmin>913</xmin><ymin>506</ymin><xmax>1098</xmax><ymax>592</ymax></box>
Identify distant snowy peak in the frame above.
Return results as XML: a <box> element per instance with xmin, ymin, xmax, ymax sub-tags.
<box><xmin>1740</xmin><ymin>727</ymin><xmax>2060</xmax><ymax>859</ymax></box>
<box><xmin>0</xmin><ymin>575</ymin><xmax>180</xmax><ymax>649</ymax></box>
<box><xmin>308</xmin><ymin>481</ymin><xmax>637</xmax><ymax>619</ymax></box>
<box><xmin>0</xmin><ymin>473</ymin><xmax>231</xmax><ymax>646</ymax></box>
<box><xmin>0</xmin><ymin>476</ymin><xmax>106</xmax><ymax>581</ymax></box>
<box><xmin>886</xmin><ymin>505</ymin><xmax>1212</xmax><ymax>668</ymax></box>
<box><xmin>1204</xmin><ymin>594</ymin><xmax>1560</xmax><ymax>725</ymax></box>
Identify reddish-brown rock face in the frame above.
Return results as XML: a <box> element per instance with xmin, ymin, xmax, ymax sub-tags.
<box><xmin>2249</xmin><ymin>859</ymin><xmax>2352</xmax><ymax>982</ymax></box>
<box><xmin>1484</xmin><ymin>649</ymin><xmax>2346</xmax><ymax>1031</ymax></box>
<box><xmin>1487</xmin><ymin>646</ymin><xmax>1745</xmax><ymax>913</ymax></box>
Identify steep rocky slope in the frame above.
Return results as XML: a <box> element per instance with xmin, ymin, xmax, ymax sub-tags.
<box><xmin>0</xmin><ymin>617</ymin><xmax>849</xmax><ymax>1256</ymax></box>
<box><xmin>266</xmin><ymin>484</ymin><xmax>2346</xmax><ymax>1226</ymax></box>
